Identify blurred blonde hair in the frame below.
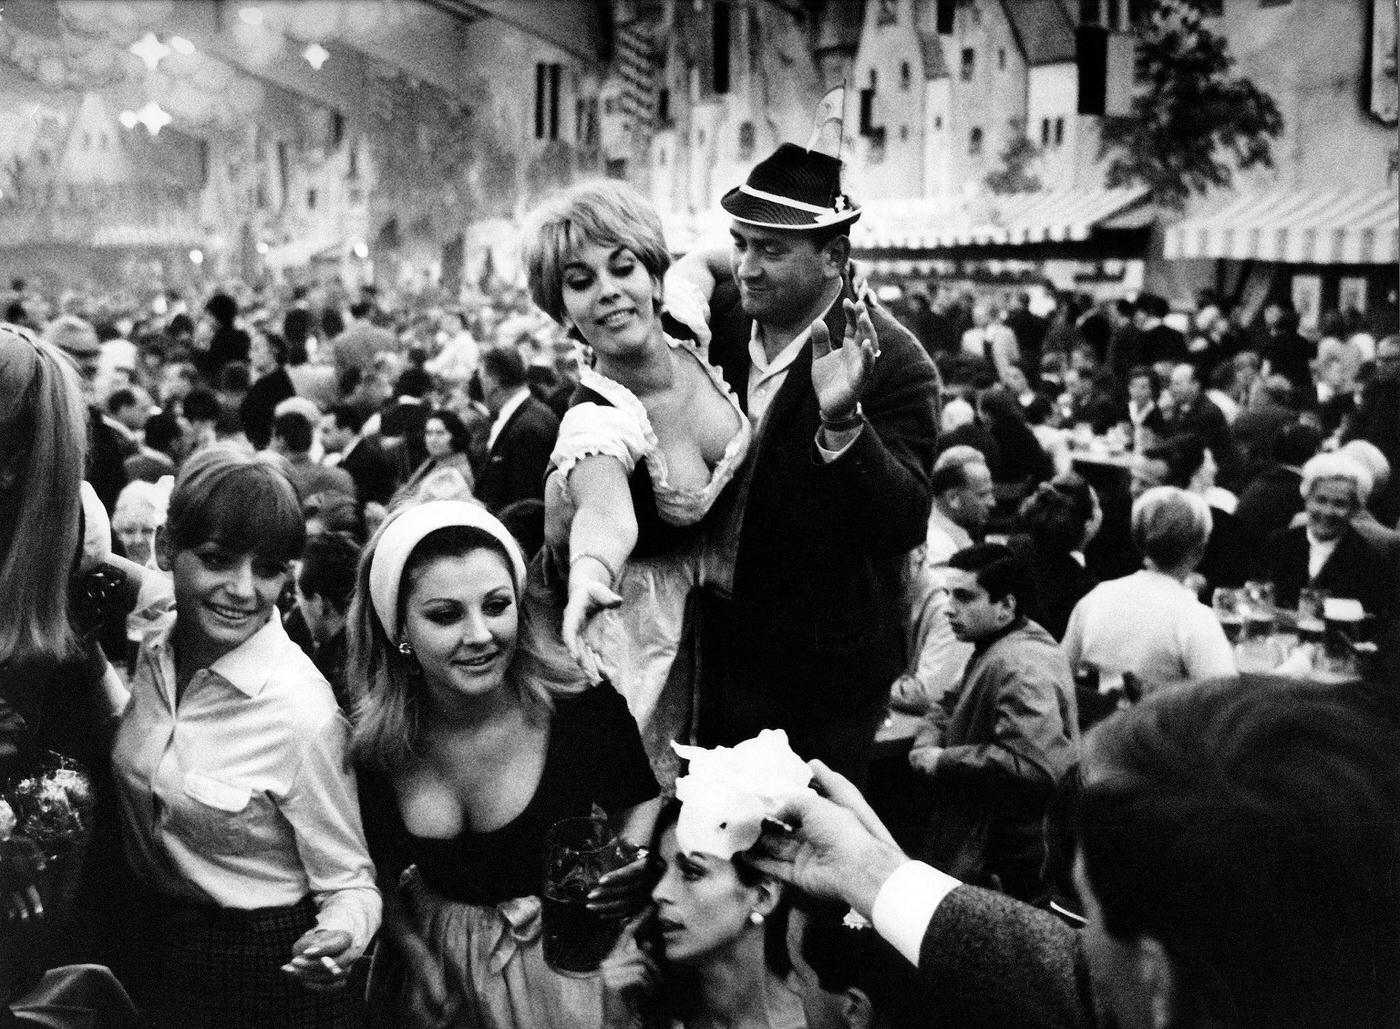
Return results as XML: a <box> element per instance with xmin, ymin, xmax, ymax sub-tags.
<box><xmin>0</xmin><ymin>324</ymin><xmax>88</xmax><ymax>665</ymax></box>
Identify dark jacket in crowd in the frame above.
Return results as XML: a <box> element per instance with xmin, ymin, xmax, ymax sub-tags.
<box><xmin>86</xmin><ymin>406</ymin><xmax>129</xmax><ymax>515</ymax></box>
<box><xmin>240</xmin><ymin>367</ymin><xmax>296</xmax><ymax>451</ymax></box>
<box><xmin>338</xmin><ymin>436</ymin><xmax>399</xmax><ymax>508</ymax></box>
<box><xmin>697</xmin><ymin>275</ymin><xmax>941</xmax><ymax>783</ymax></box>
<box><xmin>475</xmin><ymin>395</ymin><xmax>560</xmax><ymax>513</ymax></box>
<box><xmin>1235</xmin><ymin>465</ymin><xmax>1305</xmax><ymax>544</ymax></box>
<box><xmin>1259</xmin><ymin>522</ymin><xmax>1400</xmax><ymax>619</ymax></box>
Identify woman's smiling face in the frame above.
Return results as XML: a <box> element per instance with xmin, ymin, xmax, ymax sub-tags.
<box><xmin>559</xmin><ymin>241</ymin><xmax>660</xmax><ymax>360</ymax></box>
<box><xmin>401</xmin><ymin>548</ymin><xmax>519</xmax><ymax>710</ymax></box>
<box><xmin>169</xmin><ymin>540</ymin><xmax>287</xmax><ymax>660</ymax></box>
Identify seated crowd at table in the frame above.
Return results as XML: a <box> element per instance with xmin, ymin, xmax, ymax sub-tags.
<box><xmin>1</xmin><ymin>140</ymin><xmax>1397</xmax><ymax>1029</ymax></box>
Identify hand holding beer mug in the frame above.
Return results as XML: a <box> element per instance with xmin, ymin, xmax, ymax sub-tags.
<box><xmin>543</xmin><ymin>815</ymin><xmax>641</xmax><ymax>975</ymax></box>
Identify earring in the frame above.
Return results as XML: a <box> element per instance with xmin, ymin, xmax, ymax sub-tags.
<box><xmin>397</xmin><ymin>640</ymin><xmax>413</xmax><ymax>656</ymax></box>
<box><xmin>748</xmin><ymin>911</ymin><xmax>764</xmax><ymax>926</ymax></box>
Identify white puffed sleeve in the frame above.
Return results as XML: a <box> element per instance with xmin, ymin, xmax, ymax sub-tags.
<box><xmin>550</xmin><ymin>402</ymin><xmax>652</xmax><ymax>480</ymax></box>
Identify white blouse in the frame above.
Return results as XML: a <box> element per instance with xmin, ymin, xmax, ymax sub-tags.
<box><xmin>550</xmin><ymin>334</ymin><xmax>751</xmax><ymax>528</ymax></box>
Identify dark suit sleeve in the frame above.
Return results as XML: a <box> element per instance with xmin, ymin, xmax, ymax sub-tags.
<box><xmin>502</xmin><ymin>404</ymin><xmax>559</xmax><ymax>507</ymax></box>
<box><xmin>813</xmin><ymin>305</ymin><xmax>942</xmax><ymax>556</ymax></box>
<box><xmin>919</xmin><ymin>886</ymin><xmax>1097</xmax><ymax>1029</ymax></box>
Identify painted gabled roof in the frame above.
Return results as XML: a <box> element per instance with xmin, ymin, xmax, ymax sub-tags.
<box><xmin>916</xmin><ymin>30</ymin><xmax>949</xmax><ymax>80</ymax></box>
<box><xmin>1000</xmin><ymin>0</ymin><xmax>1077</xmax><ymax>67</ymax></box>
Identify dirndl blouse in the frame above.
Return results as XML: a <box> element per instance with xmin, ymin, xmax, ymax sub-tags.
<box><xmin>550</xmin><ymin>334</ymin><xmax>751</xmax><ymax>558</ymax></box>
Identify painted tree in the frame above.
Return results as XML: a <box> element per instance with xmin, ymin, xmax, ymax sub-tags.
<box><xmin>985</xmin><ymin>124</ymin><xmax>1043</xmax><ymax>195</ymax></box>
<box><xmin>1100</xmin><ymin>0</ymin><xmax>1283</xmax><ymax>208</ymax></box>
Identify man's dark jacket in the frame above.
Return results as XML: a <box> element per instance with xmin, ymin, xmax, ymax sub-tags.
<box><xmin>698</xmin><ymin>276</ymin><xmax>940</xmax><ymax>767</ymax></box>
<box><xmin>475</xmin><ymin>394</ymin><xmax>560</xmax><ymax>513</ymax></box>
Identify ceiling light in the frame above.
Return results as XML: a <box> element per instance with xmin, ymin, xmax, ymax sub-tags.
<box><xmin>302</xmin><ymin>43</ymin><xmax>330</xmax><ymax>70</ymax></box>
<box><xmin>189</xmin><ymin>249</ymin><xmax>204</xmax><ymax>265</ymax></box>
<box><xmin>170</xmin><ymin>35</ymin><xmax>196</xmax><ymax>55</ymax></box>
<box><xmin>129</xmin><ymin>32</ymin><xmax>171</xmax><ymax>70</ymax></box>
<box><xmin>134</xmin><ymin>100</ymin><xmax>172</xmax><ymax>136</ymax></box>
<box><xmin>238</xmin><ymin>7</ymin><xmax>264</xmax><ymax>26</ymax></box>
<box><xmin>352</xmin><ymin>240</ymin><xmax>369</xmax><ymax>260</ymax></box>
<box><xmin>119</xmin><ymin>110</ymin><xmax>139</xmax><ymax>129</ymax></box>
<box><xmin>256</xmin><ymin>241</ymin><xmax>270</xmax><ymax>254</ymax></box>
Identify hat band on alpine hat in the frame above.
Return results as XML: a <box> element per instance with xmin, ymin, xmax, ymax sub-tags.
<box><xmin>720</xmin><ymin>142</ymin><xmax>860</xmax><ymax>230</ymax></box>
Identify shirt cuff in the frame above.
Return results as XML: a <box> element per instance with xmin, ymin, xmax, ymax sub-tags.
<box><xmin>314</xmin><ymin>887</ymin><xmax>383</xmax><ymax>954</ymax></box>
<box><xmin>816</xmin><ymin>423</ymin><xmax>863</xmax><ymax>461</ymax></box>
<box><xmin>871</xmin><ymin>860</ymin><xmax>963</xmax><ymax>968</ymax></box>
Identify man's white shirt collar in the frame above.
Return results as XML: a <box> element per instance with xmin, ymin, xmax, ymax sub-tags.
<box><xmin>488</xmin><ymin>387</ymin><xmax>531</xmax><ymax>451</ymax></box>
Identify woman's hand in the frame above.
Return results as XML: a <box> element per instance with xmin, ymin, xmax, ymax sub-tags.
<box><xmin>562</xmin><ymin>564</ymin><xmax>622</xmax><ymax>684</ymax></box>
<box><xmin>588</xmin><ymin>843</ymin><xmax>654</xmax><ymax>919</ymax></box>
<box><xmin>810</xmin><ymin>299</ymin><xmax>880</xmax><ymax>422</ymax></box>
<box><xmin>601</xmin><ymin>909</ymin><xmax>659</xmax><ymax>1029</ymax></box>
<box><xmin>282</xmin><ymin>928</ymin><xmax>362</xmax><ymax>992</ymax></box>
<box><xmin>1</xmin><ymin>833</ymin><xmax>47</xmax><ymax>924</ymax></box>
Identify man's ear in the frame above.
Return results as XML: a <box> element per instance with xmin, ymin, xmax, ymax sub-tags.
<box><xmin>841</xmin><ymin>986</ymin><xmax>875</xmax><ymax>1029</ymax></box>
<box><xmin>1135</xmin><ymin>936</ymin><xmax>1181</xmax><ymax>1029</ymax></box>
<box><xmin>822</xmin><ymin>235</ymin><xmax>852</xmax><ymax>279</ymax></box>
<box><xmin>154</xmin><ymin>524</ymin><xmax>174</xmax><ymax>572</ymax></box>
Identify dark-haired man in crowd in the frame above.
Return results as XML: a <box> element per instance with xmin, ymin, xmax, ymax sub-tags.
<box><xmin>907</xmin><ymin>543</ymin><xmax>1077</xmax><ymax>903</ymax></box>
<box><xmin>1235</xmin><ymin>420</ymin><xmax>1322</xmax><ymax>543</ymax></box>
<box><xmin>124</xmin><ymin>411</ymin><xmax>183</xmax><ymax>483</ymax></box>
<box><xmin>475</xmin><ymin>346</ymin><xmax>560</xmax><ymax>513</ymax></box>
<box><xmin>1163</xmin><ymin>362</ymin><xmax>1239</xmax><ymax>488</ymax></box>
<box><xmin>1132</xmin><ymin>292</ymin><xmax>1187</xmax><ymax>371</ymax></box>
<box><xmin>198</xmin><ymin>292</ymin><xmax>249</xmax><ymax>382</ymax></box>
<box><xmin>667</xmin><ymin>141</ymin><xmax>941</xmax><ymax>783</ymax></box>
<box><xmin>271</xmin><ymin>410</ymin><xmax>354</xmax><ymax>501</ymax></box>
<box><xmin>320</xmin><ymin>403</ymin><xmax>397</xmax><ymax>507</ymax></box>
<box><xmin>754</xmin><ymin>674</ymin><xmax>1400</xmax><ymax>1029</ymax></box>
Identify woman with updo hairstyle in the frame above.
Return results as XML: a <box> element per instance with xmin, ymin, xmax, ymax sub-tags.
<box><xmin>1063</xmin><ymin>486</ymin><xmax>1236</xmax><ymax>697</ymax></box>
<box><xmin>1008</xmin><ymin>472</ymin><xmax>1100</xmax><ymax>640</ymax></box>
<box><xmin>605</xmin><ymin>799</ymin><xmax>801</xmax><ymax>1028</ymax></box>
<box><xmin>111</xmin><ymin>444</ymin><xmax>380</xmax><ymax>1028</ymax></box>
<box><xmin>349</xmin><ymin>500</ymin><xmax>659</xmax><ymax>1029</ymax></box>
<box><xmin>520</xmin><ymin>179</ymin><xmax>751</xmax><ymax>783</ymax></box>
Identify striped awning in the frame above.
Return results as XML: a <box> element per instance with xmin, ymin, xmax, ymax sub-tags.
<box><xmin>1162</xmin><ymin>189</ymin><xmax>1399</xmax><ymax>265</ymax></box>
<box><xmin>264</xmin><ymin>237</ymin><xmax>341</xmax><ymax>270</ymax></box>
<box><xmin>89</xmin><ymin>223</ymin><xmax>203</xmax><ymax>249</ymax></box>
<box><xmin>850</xmin><ymin>186</ymin><xmax>1151</xmax><ymax>250</ymax></box>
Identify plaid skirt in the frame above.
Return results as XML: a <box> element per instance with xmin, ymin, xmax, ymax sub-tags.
<box><xmin>144</xmin><ymin>894</ymin><xmax>356</xmax><ymax>1029</ymax></box>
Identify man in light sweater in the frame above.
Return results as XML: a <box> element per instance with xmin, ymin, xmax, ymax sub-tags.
<box><xmin>753</xmin><ymin>675</ymin><xmax>1400</xmax><ymax>1029</ymax></box>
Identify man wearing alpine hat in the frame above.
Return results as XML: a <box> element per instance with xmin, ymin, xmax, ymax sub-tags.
<box><xmin>669</xmin><ymin>138</ymin><xmax>941</xmax><ymax>785</ymax></box>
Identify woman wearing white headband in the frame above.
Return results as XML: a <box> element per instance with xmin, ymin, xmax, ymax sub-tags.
<box><xmin>349</xmin><ymin>500</ymin><xmax>660</xmax><ymax>1029</ymax></box>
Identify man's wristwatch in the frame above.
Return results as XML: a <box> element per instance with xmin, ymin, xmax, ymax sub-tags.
<box><xmin>820</xmin><ymin>404</ymin><xmax>864</xmax><ymax>434</ymax></box>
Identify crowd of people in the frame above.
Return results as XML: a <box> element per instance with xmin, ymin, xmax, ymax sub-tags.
<box><xmin>1</xmin><ymin>132</ymin><xmax>1397</xmax><ymax>1029</ymax></box>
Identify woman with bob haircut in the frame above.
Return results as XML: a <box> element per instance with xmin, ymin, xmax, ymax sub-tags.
<box><xmin>520</xmin><ymin>179</ymin><xmax>751</xmax><ymax>782</ymax></box>
<box><xmin>349</xmin><ymin>500</ymin><xmax>660</xmax><ymax>1029</ymax></box>
<box><xmin>1256</xmin><ymin>450</ymin><xmax>1400</xmax><ymax>618</ymax></box>
<box><xmin>111</xmin><ymin>443</ymin><xmax>380</xmax><ymax>1028</ymax></box>
<box><xmin>1062</xmin><ymin>486</ymin><xmax>1235</xmax><ymax>695</ymax></box>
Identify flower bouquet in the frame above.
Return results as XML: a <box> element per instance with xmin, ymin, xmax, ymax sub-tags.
<box><xmin>2</xmin><ymin>752</ymin><xmax>93</xmax><ymax>865</ymax></box>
